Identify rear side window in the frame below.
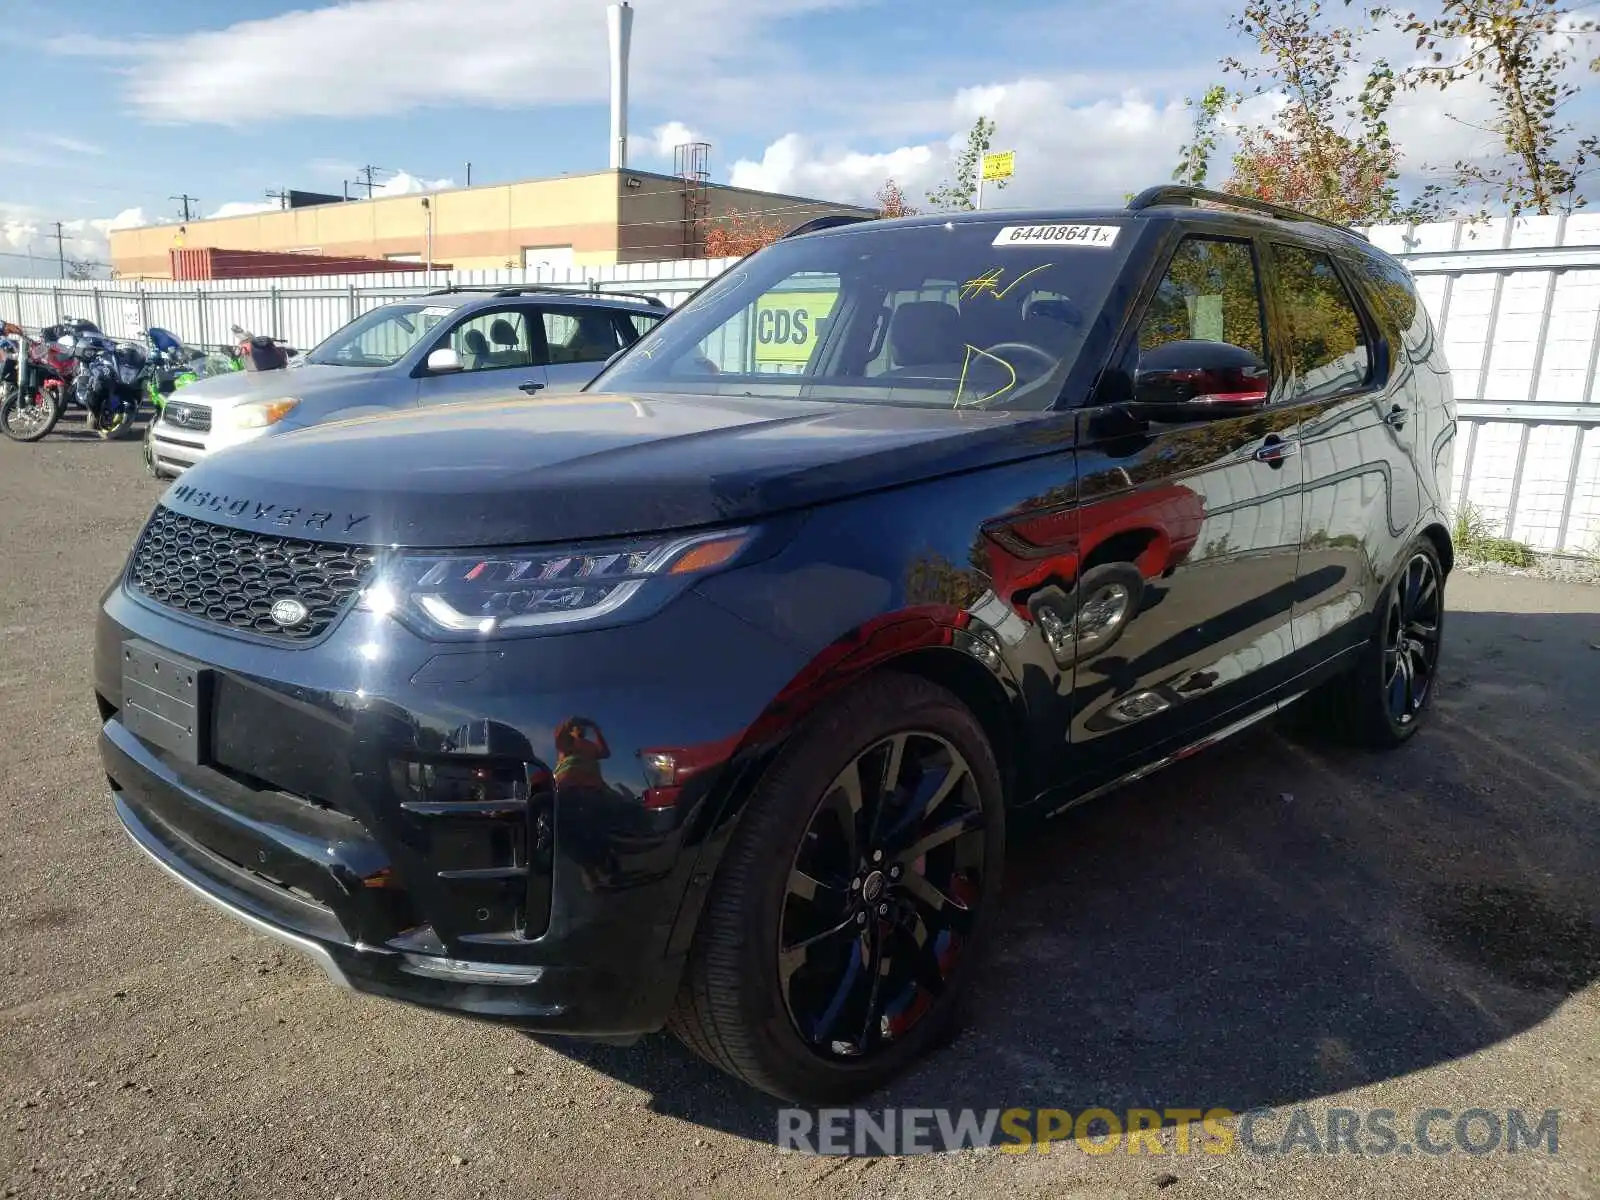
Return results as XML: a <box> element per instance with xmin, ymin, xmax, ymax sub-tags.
<box><xmin>543</xmin><ymin>306</ymin><xmax>629</xmax><ymax>364</ymax></box>
<box><xmin>1273</xmin><ymin>245</ymin><xmax>1373</xmax><ymax>400</ymax></box>
<box><xmin>615</xmin><ymin>311</ymin><xmax>663</xmax><ymax>343</ymax></box>
<box><xmin>1346</xmin><ymin>251</ymin><xmax>1426</xmax><ymax>356</ymax></box>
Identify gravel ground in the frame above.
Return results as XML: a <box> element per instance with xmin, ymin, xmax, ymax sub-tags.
<box><xmin>2</xmin><ymin>429</ymin><xmax>1597</xmax><ymax>1199</ymax></box>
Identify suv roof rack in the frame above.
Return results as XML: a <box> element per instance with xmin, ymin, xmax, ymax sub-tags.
<box><xmin>425</xmin><ymin>283</ymin><xmax>666</xmax><ymax>308</ymax></box>
<box><xmin>1126</xmin><ymin>185</ymin><xmax>1369</xmax><ymax>242</ymax></box>
<box><xmin>783</xmin><ymin>213</ymin><xmax>875</xmax><ymax>239</ymax></box>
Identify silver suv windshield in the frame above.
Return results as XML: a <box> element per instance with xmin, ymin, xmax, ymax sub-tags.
<box><xmin>590</xmin><ymin>219</ymin><xmax>1132</xmax><ymax>410</ymax></box>
<box><xmin>305</xmin><ymin>302</ymin><xmax>456</xmax><ymax>368</ymax></box>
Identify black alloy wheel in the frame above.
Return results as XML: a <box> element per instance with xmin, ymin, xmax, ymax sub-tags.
<box><xmin>1382</xmin><ymin>551</ymin><xmax>1442</xmax><ymax>726</ymax></box>
<box><xmin>779</xmin><ymin>729</ymin><xmax>987</xmax><ymax>1060</ymax></box>
<box><xmin>669</xmin><ymin>673</ymin><xmax>1004</xmax><ymax>1102</ymax></box>
<box><xmin>1302</xmin><ymin>534</ymin><xmax>1446</xmax><ymax>748</ymax></box>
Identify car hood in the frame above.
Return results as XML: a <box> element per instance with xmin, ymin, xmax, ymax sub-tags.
<box><xmin>159</xmin><ymin>392</ymin><xmax>1076</xmax><ymax>547</ymax></box>
<box><xmin>168</xmin><ymin>362</ymin><xmax>381</xmax><ymax>406</ymax></box>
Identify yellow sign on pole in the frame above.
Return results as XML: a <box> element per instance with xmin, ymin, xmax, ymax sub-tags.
<box><xmin>982</xmin><ymin>150</ymin><xmax>1016</xmax><ymax>182</ymax></box>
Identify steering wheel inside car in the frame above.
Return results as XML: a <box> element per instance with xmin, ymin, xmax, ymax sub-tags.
<box><xmin>980</xmin><ymin>341</ymin><xmax>1057</xmax><ymax>378</ymax></box>
<box><xmin>954</xmin><ymin>341</ymin><xmax>1059</xmax><ymax>408</ymax></box>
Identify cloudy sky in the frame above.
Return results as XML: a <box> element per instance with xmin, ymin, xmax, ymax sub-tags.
<box><xmin>0</xmin><ymin>0</ymin><xmax>1595</xmax><ymax>275</ymax></box>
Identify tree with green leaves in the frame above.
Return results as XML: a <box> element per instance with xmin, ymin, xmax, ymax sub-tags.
<box><xmin>1399</xmin><ymin>0</ymin><xmax>1597</xmax><ymax>215</ymax></box>
<box><xmin>1217</xmin><ymin>0</ymin><xmax>1408</xmax><ymax>223</ymax></box>
<box><xmin>926</xmin><ymin>117</ymin><xmax>1008</xmax><ymax>212</ymax></box>
<box><xmin>1173</xmin><ymin>85</ymin><xmax>1230</xmax><ymax>186</ymax></box>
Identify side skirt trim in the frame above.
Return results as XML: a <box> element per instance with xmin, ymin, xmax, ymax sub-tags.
<box><xmin>1045</xmin><ymin>691</ymin><xmax>1306</xmax><ymax>818</ymax></box>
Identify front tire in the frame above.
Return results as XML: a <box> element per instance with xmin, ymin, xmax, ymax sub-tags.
<box><xmin>97</xmin><ymin>397</ymin><xmax>137</xmax><ymax>440</ymax></box>
<box><xmin>1308</xmin><ymin>537</ymin><xmax>1445</xmax><ymax>748</ymax></box>
<box><xmin>0</xmin><ymin>382</ymin><xmax>62</xmax><ymax>442</ymax></box>
<box><xmin>669</xmin><ymin>673</ymin><xmax>1005</xmax><ymax>1102</ymax></box>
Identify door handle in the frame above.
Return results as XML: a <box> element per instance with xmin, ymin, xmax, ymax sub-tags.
<box><xmin>1383</xmin><ymin>404</ymin><xmax>1408</xmax><ymax>429</ymax></box>
<box><xmin>1253</xmin><ymin>436</ymin><xmax>1300</xmax><ymax>467</ymax></box>
<box><xmin>518</xmin><ymin>380</ymin><xmax>545</xmax><ymax>394</ymax></box>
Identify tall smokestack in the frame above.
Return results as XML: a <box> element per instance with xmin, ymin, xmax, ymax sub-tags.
<box><xmin>607</xmin><ymin>2</ymin><xmax>633</xmax><ymax>170</ymax></box>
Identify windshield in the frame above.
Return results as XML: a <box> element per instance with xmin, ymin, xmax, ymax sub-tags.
<box><xmin>305</xmin><ymin>302</ymin><xmax>457</xmax><ymax>367</ymax></box>
<box><xmin>591</xmin><ymin>219</ymin><xmax>1132</xmax><ymax>409</ymax></box>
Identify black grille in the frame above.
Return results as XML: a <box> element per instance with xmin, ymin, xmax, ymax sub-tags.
<box><xmin>129</xmin><ymin>508</ymin><xmax>376</xmax><ymax>641</ymax></box>
<box><xmin>162</xmin><ymin>401</ymin><xmax>211</xmax><ymax>433</ymax></box>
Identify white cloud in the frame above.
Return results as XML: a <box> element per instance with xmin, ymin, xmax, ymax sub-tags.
<box><xmin>0</xmin><ymin>204</ymin><xmax>147</xmax><ymax>277</ymax></box>
<box><xmin>95</xmin><ymin>208</ymin><xmax>150</xmax><ymax>234</ymax></box>
<box><xmin>629</xmin><ymin>121</ymin><xmax>708</xmax><ymax>162</ymax></box>
<box><xmin>199</xmin><ymin>172</ymin><xmax>453</xmax><ymax>220</ymax></box>
<box><xmin>731</xmin><ymin>135</ymin><xmax>937</xmax><ymax>201</ymax></box>
<box><xmin>206</xmin><ymin>200</ymin><xmax>281</xmax><ymax>219</ymax></box>
<box><xmin>730</xmin><ymin>80</ymin><xmax>1194</xmax><ymax>209</ymax></box>
<box><xmin>371</xmin><ymin>170</ymin><xmax>456</xmax><ymax>197</ymax></box>
<box><xmin>99</xmin><ymin>0</ymin><xmax>860</xmax><ymax>126</ymax></box>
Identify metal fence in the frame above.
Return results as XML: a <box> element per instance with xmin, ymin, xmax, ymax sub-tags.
<box><xmin>1367</xmin><ymin>212</ymin><xmax>1600</xmax><ymax>555</ymax></box>
<box><xmin>3</xmin><ymin>216</ymin><xmax>1599</xmax><ymax>555</ymax></box>
<box><xmin>0</xmin><ymin>258</ymin><xmax>739</xmax><ymax>355</ymax></box>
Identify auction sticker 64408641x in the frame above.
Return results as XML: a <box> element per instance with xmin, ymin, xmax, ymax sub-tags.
<box><xmin>992</xmin><ymin>224</ymin><xmax>1120</xmax><ymax>248</ymax></box>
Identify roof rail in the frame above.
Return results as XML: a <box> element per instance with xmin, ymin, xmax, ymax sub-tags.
<box><xmin>783</xmin><ymin>213</ymin><xmax>876</xmax><ymax>239</ymax></box>
<box><xmin>1126</xmin><ymin>185</ymin><xmax>1369</xmax><ymax>242</ymax></box>
<box><xmin>424</xmin><ymin>283</ymin><xmax>666</xmax><ymax>307</ymax></box>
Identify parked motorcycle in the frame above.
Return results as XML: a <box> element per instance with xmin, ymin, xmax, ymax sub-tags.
<box><xmin>230</xmin><ymin>324</ymin><xmax>295</xmax><ymax>371</ymax></box>
<box><xmin>1</xmin><ymin>324</ymin><xmax>144</xmax><ymax>442</ymax></box>
<box><xmin>1</xmin><ymin>327</ymin><xmax>75</xmax><ymax>442</ymax></box>
<box><xmin>69</xmin><ymin>332</ymin><xmax>146</xmax><ymax>439</ymax></box>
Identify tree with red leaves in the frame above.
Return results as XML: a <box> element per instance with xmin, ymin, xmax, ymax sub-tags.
<box><xmin>875</xmin><ymin>178</ymin><xmax>919</xmax><ymax>218</ymax></box>
<box><xmin>701</xmin><ymin>211</ymin><xmax>787</xmax><ymax>258</ymax></box>
<box><xmin>1217</xmin><ymin>0</ymin><xmax>1407</xmax><ymax>224</ymax></box>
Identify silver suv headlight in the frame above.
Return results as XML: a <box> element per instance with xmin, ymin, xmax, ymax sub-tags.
<box><xmin>226</xmin><ymin>398</ymin><xmax>300</xmax><ymax>431</ymax></box>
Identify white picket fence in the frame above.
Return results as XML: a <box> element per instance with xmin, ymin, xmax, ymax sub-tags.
<box><xmin>3</xmin><ymin>216</ymin><xmax>1599</xmax><ymax>557</ymax></box>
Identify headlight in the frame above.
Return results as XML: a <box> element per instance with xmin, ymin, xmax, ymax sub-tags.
<box><xmin>228</xmin><ymin>398</ymin><xmax>300</xmax><ymax>430</ymax></box>
<box><xmin>357</xmin><ymin>527</ymin><xmax>754</xmax><ymax>639</ymax></box>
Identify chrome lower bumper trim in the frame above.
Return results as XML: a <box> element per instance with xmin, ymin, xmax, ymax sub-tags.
<box><xmin>116</xmin><ymin>792</ymin><xmax>551</xmax><ymax>993</ymax></box>
<box><xmin>115</xmin><ymin>792</ymin><xmax>353</xmax><ymax>990</ymax></box>
<box><xmin>398</xmin><ymin>954</ymin><xmax>547</xmax><ymax>986</ymax></box>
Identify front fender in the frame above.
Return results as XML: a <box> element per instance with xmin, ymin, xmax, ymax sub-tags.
<box><xmin>660</xmin><ymin>602</ymin><xmax>1025</xmax><ymax>959</ymax></box>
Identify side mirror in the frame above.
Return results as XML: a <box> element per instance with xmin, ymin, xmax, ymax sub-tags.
<box><xmin>426</xmin><ymin>347</ymin><xmax>463</xmax><ymax>374</ymax></box>
<box><xmin>1130</xmin><ymin>339</ymin><xmax>1270</xmax><ymax>421</ymax></box>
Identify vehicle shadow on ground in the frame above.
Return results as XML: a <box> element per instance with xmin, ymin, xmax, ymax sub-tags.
<box><xmin>539</xmin><ymin>607</ymin><xmax>1600</xmax><ymax>1145</ymax></box>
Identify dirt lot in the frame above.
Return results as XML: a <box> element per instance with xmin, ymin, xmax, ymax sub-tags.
<box><xmin>2</xmin><ymin>430</ymin><xmax>1597</xmax><ymax>1200</ymax></box>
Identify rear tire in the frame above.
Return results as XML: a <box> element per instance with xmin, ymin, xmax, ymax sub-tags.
<box><xmin>668</xmin><ymin>673</ymin><xmax>1005</xmax><ymax>1102</ymax></box>
<box><xmin>1305</xmin><ymin>537</ymin><xmax>1445</xmax><ymax>749</ymax></box>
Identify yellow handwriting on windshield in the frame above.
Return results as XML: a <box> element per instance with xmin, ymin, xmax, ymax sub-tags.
<box><xmin>959</xmin><ymin>263</ymin><xmax>1054</xmax><ymax>302</ymax></box>
<box><xmin>954</xmin><ymin>344</ymin><xmax>1017</xmax><ymax>408</ymax></box>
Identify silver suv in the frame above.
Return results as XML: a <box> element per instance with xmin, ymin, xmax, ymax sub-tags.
<box><xmin>146</xmin><ymin>286</ymin><xmax>667</xmax><ymax>477</ymax></box>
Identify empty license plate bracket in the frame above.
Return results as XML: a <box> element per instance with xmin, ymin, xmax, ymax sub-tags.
<box><xmin>121</xmin><ymin>641</ymin><xmax>211</xmax><ymax>765</ymax></box>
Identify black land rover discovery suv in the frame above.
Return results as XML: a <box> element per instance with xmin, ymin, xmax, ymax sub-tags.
<box><xmin>96</xmin><ymin>188</ymin><xmax>1455</xmax><ymax>1102</ymax></box>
